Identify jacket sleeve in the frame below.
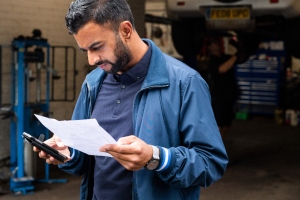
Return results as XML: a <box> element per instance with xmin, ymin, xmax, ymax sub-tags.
<box><xmin>157</xmin><ymin>73</ymin><xmax>228</xmax><ymax>188</ymax></box>
<box><xmin>58</xmin><ymin>80</ymin><xmax>91</xmax><ymax>176</ymax></box>
<box><xmin>58</xmin><ymin>148</ymin><xmax>90</xmax><ymax>176</ymax></box>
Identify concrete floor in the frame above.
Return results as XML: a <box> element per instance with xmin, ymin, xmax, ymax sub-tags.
<box><xmin>1</xmin><ymin>117</ymin><xmax>300</xmax><ymax>200</ymax></box>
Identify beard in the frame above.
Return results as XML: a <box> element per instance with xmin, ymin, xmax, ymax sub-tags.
<box><xmin>96</xmin><ymin>35</ymin><xmax>132</xmax><ymax>74</ymax></box>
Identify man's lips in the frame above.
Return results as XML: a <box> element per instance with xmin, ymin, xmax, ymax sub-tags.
<box><xmin>98</xmin><ymin>63</ymin><xmax>108</xmax><ymax>69</ymax></box>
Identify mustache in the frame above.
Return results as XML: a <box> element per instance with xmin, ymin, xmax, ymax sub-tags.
<box><xmin>95</xmin><ymin>60</ymin><xmax>114</xmax><ymax>66</ymax></box>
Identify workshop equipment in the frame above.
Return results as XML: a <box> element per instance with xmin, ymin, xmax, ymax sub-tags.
<box><xmin>235</xmin><ymin>40</ymin><xmax>285</xmax><ymax>116</ymax></box>
<box><xmin>8</xmin><ymin>30</ymin><xmax>75</xmax><ymax>194</ymax></box>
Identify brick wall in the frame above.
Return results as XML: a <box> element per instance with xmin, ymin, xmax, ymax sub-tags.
<box><xmin>0</xmin><ymin>0</ymin><xmax>87</xmax><ymax>118</ymax></box>
<box><xmin>0</xmin><ymin>0</ymin><xmax>145</xmax><ymax>160</ymax></box>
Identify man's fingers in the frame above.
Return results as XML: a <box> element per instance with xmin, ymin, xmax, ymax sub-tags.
<box><xmin>45</xmin><ymin>157</ymin><xmax>60</xmax><ymax>165</ymax></box>
<box><xmin>100</xmin><ymin>144</ymin><xmax>134</xmax><ymax>154</ymax></box>
<box><xmin>53</xmin><ymin>135</ymin><xmax>66</xmax><ymax>148</ymax></box>
<box><xmin>33</xmin><ymin>135</ymin><xmax>70</xmax><ymax>166</ymax></box>
<box><xmin>39</xmin><ymin>150</ymin><xmax>49</xmax><ymax>159</ymax></box>
<box><xmin>56</xmin><ymin>141</ymin><xmax>65</xmax><ymax>148</ymax></box>
<box><xmin>117</xmin><ymin>135</ymin><xmax>138</xmax><ymax>145</ymax></box>
<box><xmin>33</xmin><ymin>146</ymin><xmax>40</xmax><ymax>152</ymax></box>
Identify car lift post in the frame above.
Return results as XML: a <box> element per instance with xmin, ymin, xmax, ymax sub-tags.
<box><xmin>10</xmin><ymin>37</ymin><xmax>67</xmax><ymax>195</ymax></box>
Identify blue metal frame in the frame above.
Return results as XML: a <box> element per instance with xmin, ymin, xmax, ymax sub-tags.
<box><xmin>10</xmin><ymin>40</ymin><xmax>66</xmax><ymax>194</ymax></box>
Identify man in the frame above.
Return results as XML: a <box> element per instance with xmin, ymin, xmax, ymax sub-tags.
<box><xmin>35</xmin><ymin>0</ymin><xmax>228</xmax><ymax>199</ymax></box>
<box><xmin>206</xmin><ymin>37</ymin><xmax>238</xmax><ymax>140</ymax></box>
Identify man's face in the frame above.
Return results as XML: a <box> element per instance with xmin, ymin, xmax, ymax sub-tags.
<box><xmin>74</xmin><ymin>21</ymin><xmax>132</xmax><ymax>74</ymax></box>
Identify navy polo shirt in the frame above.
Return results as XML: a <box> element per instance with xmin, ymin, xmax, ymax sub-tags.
<box><xmin>91</xmin><ymin>42</ymin><xmax>151</xmax><ymax>200</ymax></box>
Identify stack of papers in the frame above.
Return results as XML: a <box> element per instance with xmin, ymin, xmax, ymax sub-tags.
<box><xmin>35</xmin><ymin>114</ymin><xmax>116</xmax><ymax>157</ymax></box>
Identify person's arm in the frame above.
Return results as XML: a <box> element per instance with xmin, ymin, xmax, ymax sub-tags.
<box><xmin>156</xmin><ymin>74</ymin><xmax>228</xmax><ymax>188</ymax></box>
<box><xmin>33</xmin><ymin>134</ymin><xmax>89</xmax><ymax>176</ymax></box>
<box><xmin>58</xmin><ymin>80</ymin><xmax>92</xmax><ymax>176</ymax></box>
<box><xmin>32</xmin><ymin>123</ymin><xmax>87</xmax><ymax>176</ymax></box>
<box><xmin>218</xmin><ymin>55</ymin><xmax>237</xmax><ymax>73</ymax></box>
<box><xmin>59</xmin><ymin>68</ymin><xmax>106</xmax><ymax>176</ymax></box>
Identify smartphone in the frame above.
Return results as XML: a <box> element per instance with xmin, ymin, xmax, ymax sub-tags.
<box><xmin>22</xmin><ymin>132</ymin><xmax>68</xmax><ymax>162</ymax></box>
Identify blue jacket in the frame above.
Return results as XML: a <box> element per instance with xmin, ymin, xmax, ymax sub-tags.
<box><xmin>59</xmin><ymin>39</ymin><xmax>228</xmax><ymax>200</ymax></box>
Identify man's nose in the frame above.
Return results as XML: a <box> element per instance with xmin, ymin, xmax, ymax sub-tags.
<box><xmin>87</xmin><ymin>51</ymin><xmax>99</xmax><ymax>66</ymax></box>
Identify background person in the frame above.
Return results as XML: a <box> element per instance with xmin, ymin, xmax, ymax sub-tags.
<box><xmin>206</xmin><ymin>37</ymin><xmax>239</xmax><ymax>140</ymax></box>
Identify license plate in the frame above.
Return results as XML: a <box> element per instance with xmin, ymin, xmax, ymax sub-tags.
<box><xmin>206</xmin><ymin>7</ymin><xmax>251</xmax><ymax>20</ymax></box>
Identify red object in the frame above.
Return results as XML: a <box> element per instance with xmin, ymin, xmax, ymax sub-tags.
<box><xmin>177</xmin><ymin>1</ymin><xmax>185</xmax><ymax>6</ymax></box>
<box><xmin>270</xmin><ymin>0</ymin><xmax>279</xmax><ymax>3</ymax></box>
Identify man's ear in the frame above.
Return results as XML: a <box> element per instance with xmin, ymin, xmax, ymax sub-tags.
<box><xmin>119</xmin><ymin>21</ymin><xmax>132</xmax><ymax>40</ymax></box>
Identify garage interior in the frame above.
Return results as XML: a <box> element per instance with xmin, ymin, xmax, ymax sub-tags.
<box><xmin>0</xmin><ymin>0</ymin><xmax>300</xmax><ymax>199</ymax></box>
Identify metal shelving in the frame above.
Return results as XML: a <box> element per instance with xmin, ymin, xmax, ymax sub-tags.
<box><xmin>235</xmin><ymin>41</ymin><xmax>285</xmax><ymax>115</ymax></box>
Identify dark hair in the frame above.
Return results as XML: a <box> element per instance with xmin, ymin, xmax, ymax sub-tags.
<box><xmin>65</xmin><ymin>0</ymin><xmax>135</xmax><ymax>34</ymax></box>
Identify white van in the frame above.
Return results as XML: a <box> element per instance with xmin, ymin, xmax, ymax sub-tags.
<box><xmin>166</xmin><ymin>0</ymin><xmax>300</xmax><ymax>59</ymax></box>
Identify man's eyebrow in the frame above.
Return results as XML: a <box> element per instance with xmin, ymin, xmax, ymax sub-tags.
<box><xmin>79</xmin><ymin>41</ymin><xmax>102</xmax><ymax>51</ymax></box>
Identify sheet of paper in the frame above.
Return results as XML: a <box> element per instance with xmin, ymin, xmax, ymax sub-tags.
<box><xmin>35</xmin><ymin>114</ymin><xmax>116</xmax><ymax>157</ymax></box>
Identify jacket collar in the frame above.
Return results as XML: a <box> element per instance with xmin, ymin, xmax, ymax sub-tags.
<box><xmin>85</xmin><ymin>39</ymin><xmax>169</xmax><ymax>90</ymax></box>
<box><xmin>141</xmin><ymin>39</ymin><xmax>169</xmax><ymax>89</ymax></box>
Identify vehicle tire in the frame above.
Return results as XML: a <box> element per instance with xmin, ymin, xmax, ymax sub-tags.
<box><xmin>171</xmin><ymin>17</ymin><xmax>206</xmax><ymax>56</ymax></box>
<box><xmin>235</xmin><ymin>31</ymin><xmax>261</xmax><ymax>63</ymax></box>
<box><xmin>285</xmin><ymin>17</ymin><xmax>300</xmax><ymax>59</ymax></box>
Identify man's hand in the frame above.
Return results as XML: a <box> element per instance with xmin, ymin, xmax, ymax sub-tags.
<box><xmin>100</xmin><ymin>135</ymin><xmax>153</xmax><ymax>171</ymax></box>
<box><xmin>33</xmin><ymin>135</ymin><xmax>71</xmax><ymax>165</ymax></box>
